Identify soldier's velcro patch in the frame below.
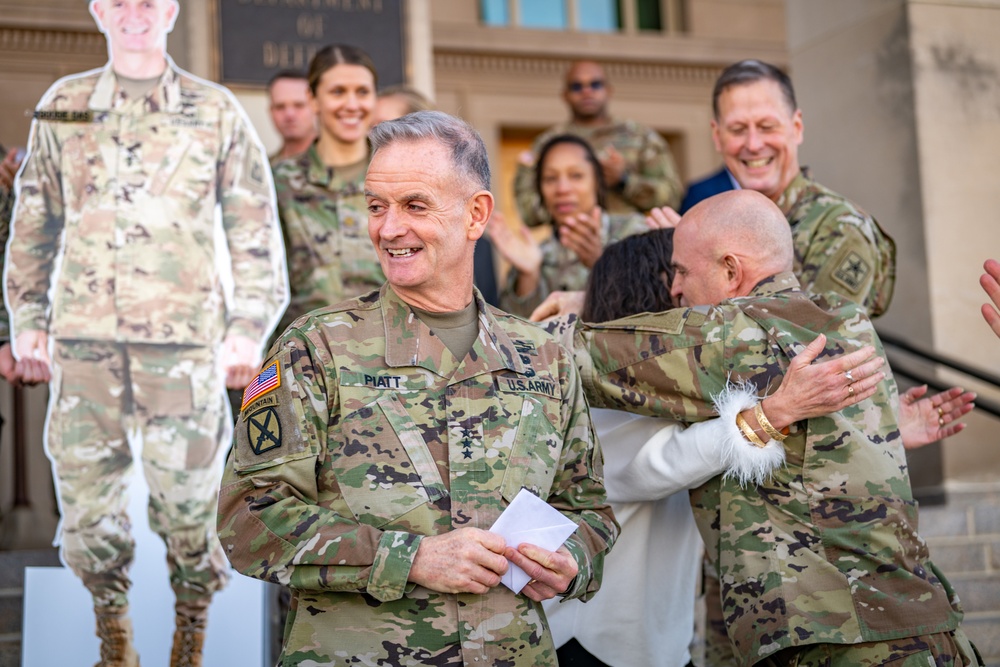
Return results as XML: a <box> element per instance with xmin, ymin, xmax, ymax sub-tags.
<box><xmin>242</xmin><ymin>361</ymin><xmax>280</xmax><ymax>410</ymax></box>
<box><xmin>496</xmin><ymin>374</ymin><xmax>558</xmax><ymax>398</ymax></box>
<box><xmin>233</xmin><ymin>369</ymin><xmax>307</xmax><ymax>470</ymax></box>
<box><xmin>238</xmin><ymin>145</ymin><xmax>269</xmax><ymax>196</ymax></box>
<box><xmin>33</xmin><ymin>110</ymin><xmax>93</xmax><ymax>123</ymax></box>
<box><xmin>339</xmin><ymin>370</ymin><xmax>428</xmax><ymax>392</ymax></box>
<box><xmin>245</xmin><ymin>406</ymin><xmax>281</xmax><ymax>455</ymax></box>
<box><xmin>831</xmin><ymin>251</ymin><xmax>870</xmax><ymax>294</ymax></box>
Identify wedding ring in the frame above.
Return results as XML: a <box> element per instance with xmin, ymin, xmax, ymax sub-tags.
<box><xmin>845</xmin><ymin>369</ymin><xmax>855</xmax><ymax>383</ymax></box>
<box><xmin>848</xmin><ymin>385</ymin><xmax>855</xmax><ymax>396</ymax></box>
<box><xmin>939</xmin><ymin>417</ymin><xmax>945</xmax><ymax>426</ymax></box>
<box><xmin>937</xmin><ymin>407</ymin><xmax>945</xmax><ymax>416</ymax></box>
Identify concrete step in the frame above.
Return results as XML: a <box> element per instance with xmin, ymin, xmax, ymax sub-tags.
<box><xmin>0</xmin><ymin>642</ymin><xmax>19</xmax><ymax>667</ymax></box>
<box><xmin>0</xmin><ymin>548</ymin><xmax>61</xmax><ymax>667</ymax></box>
<box><xmin>0</xmin><ymin>590</ymin><xmax>21</xmax><ymax>638</ymax></box>
<box><xmin>963</xmin><ymin>612</ymin><xmax>1000</xmax><ymax>666</ymax></box>
<box><xmin>918</xmin><ymin>486</ymin><xmax>1000</xmax><ymax>667</ymax></box>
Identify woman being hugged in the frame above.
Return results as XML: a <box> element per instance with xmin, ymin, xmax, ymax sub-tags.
<box><xmin>492</xmin><ymin>134</ymin><xmax>648</xmax><ymax>318</ymax></box>
<box><xmin>272</xmin><ymin>44</ymin><xmax>384</xmax><ymax>335</ymax></box>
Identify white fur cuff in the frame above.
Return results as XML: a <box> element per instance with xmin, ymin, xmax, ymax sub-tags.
<box><xmin>711</xmin><ymin>382</ymin><xmax>786</xmax><ymax>488</ymax></box>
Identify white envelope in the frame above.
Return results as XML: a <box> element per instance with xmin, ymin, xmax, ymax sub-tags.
<box><xmin>488</xmin><ymin>488</ymin><xmax>579</xmax><ymax>593</ymax></box>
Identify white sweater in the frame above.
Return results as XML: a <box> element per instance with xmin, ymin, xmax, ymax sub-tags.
<box><xmin>544</xmin><ymin>386</ymin><xmax>783</xmax><ymax>667</ymax></box>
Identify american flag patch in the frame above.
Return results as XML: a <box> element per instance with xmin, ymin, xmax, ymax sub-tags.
<box><xmin>242</xmin><ymin>362</ymin><xmax>281</xmax><ymax>409</ymax></box>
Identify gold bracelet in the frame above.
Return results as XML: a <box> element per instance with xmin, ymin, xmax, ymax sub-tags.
<box><xmin>754</xmin><ymin>402</ymin><xmax>787</xmax><ymax>442</ymax></box>
<box><xmin>736</xmin><ymin>412</ymin><xmax>768</xmax><ymax>449</ymax></box>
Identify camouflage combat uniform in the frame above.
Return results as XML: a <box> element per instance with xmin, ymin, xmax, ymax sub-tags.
<box><xmin>5</xmin><ymin>61</ymin><xmax>289</xmax><ymax>610</ymax></box>
<box><xmin>272</xmin><ymin>144</ymin><xmax>384</xmax><ymax>335</ymax></box>
<box><xmin>514</xmin><ymin>119</ymin><xmax>682</xmax><ymax>227</ymax></box>
<box><xmin>218</xmin><ymin>285</ymin><xmax>617</xmax><ymax>666</ymax></box>
<box><xmin>573</xmin><ymin>273</ymin><xmax>976</xmax><ymax>667</ymax></box>
<box><xmin>779</xmin><ymin>172</ymin><xmax>896</xmax><ymax>317</ymax></box>
<box><xmin>499</xmin><ymin>211</ymin><xmax>648</xmax><ymax>318</ymax></box>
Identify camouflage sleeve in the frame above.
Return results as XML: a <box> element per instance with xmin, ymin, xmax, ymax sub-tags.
<box><xmin>609</xmin><ymin>212</ymin><xmax>652</xmax><ymax>243</ymax></box>
<box><xmin>573</xmin><ymin>307</ymin><xmax>752</xmax><ymax>422</ymax></box>
<box><xmin>5</xmin><ymin>118</ymin><xmax>64</xmax><ymax>336</ymax></box>
<box><xmin>217</xmin><ymin>103</ymin><xmax>290</xmax><ymax>343</ymax></box>
<box><xmin>272</xmin><ymin>167</ymin><xmax>311</xmax><ymax>336</ymax></box>
<box><xmin>619</xmin><ymin>128</ymin><xmax>682</xmax><ymax>212</ymax></box>
<box><xmin>797</xmin><ymin>210</ymin><xmax>881</xmax><ymax>312</ymax></box>
<box><xmin>218</xmin><ymin>331</ymin><xmax>420</xmax><ymax>600</ymax></box>
<box><xmin>548</xmin><ymin>343</ymin><xmax>618</xmax><ymax>601</ymax></box>
<box><xmin>271</xmin><ymin>160</ymin><xmax>320</xmax><ymax>306</ymax></box>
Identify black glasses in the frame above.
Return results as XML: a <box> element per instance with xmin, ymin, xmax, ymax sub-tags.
<box><xmin>567</xmin><ymin>80</ymin><xmax>605</xmax><ymax>93</ymax></box>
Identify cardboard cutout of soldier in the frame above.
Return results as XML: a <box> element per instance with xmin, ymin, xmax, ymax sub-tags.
<box><xmin>3</xmin><ymin>1</ymin><xmax>288</xmax><ymax>664</ymax></box>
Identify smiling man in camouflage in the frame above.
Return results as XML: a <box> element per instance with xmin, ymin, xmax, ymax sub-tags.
<box><xmin>572</xmin><ymin>190</ymin><xmax>980</xmax><ymax>666</ymax></box>
<box><xmin>4</xmin><ymin>1</ymin><xmax>288</xmax><ymax>664</ymax></box>
<box><xmin>218</xmin><ymin>111</ymin><xmax>617</xmax><ymax>666</ymax></box>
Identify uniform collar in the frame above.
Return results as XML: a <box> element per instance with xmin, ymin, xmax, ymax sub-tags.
<box><xmin>303</xmin><ymin>143</ymin><xmax>370</xmax><ymax>189</ymax></box>
<box><xmin>747</xmin><ymin>271</ymin><xmax>802</xmax><ymax>298</ymax></box>
<box><xmin>774</xmin><ymin>170</ymin><xmax>810</xmax><ymax>218</ymax></box>
<box><xmin>304</xmin><ymin>143</ymin><xmax>331</xmax><ymax>187</ymax></box>
<box><xmin>380</xmin><ymin>284</ymin><xmax>526</xmax><ymax>380</ymax></box>
<box><xmin>89</xmin><ymin>57</ymin><xmax>183</xmax><ymax>113</ymax></box>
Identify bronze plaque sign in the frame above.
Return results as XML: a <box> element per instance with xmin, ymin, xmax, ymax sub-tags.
<box><xmin>217</xmin><ymin>0</ymin><xmax>405</xmax><ymax>87</ymax></box>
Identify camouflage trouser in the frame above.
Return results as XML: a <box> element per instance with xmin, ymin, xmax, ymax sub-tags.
<box><xmin>703</xmin><ymin>557</ymin><xmax>739</xmax><ymax>667</ymax></box>
<box><xmin>47</xmin><ymin>340</ymin><xmax>231</xmax><ymax>611</ymax></box>
<box><xmin>758</xmin><ymin>629</ymin><xmax>984</xmax><ymax>667</ymax></box>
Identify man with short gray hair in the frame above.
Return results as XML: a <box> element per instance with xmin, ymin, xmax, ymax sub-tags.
<box><xmin>218</xmin><ymin>110</ymin><xmax>617</xmax><ymax>666</ymax></box>
<box><xmin>5</xmin><ymin>1</ymin><xmax>288</xmax><ymax>664</ymax></box>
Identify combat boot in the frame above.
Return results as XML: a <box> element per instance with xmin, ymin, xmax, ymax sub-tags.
<box><xmin>169</xmin><ymin>619</ymin><xmax>205</xmax><ymax>667</ymax></box>
<box><xmin>93</xmin><ymin>606</ymin><xmax>140</xmax><ymax>667</ymax></box>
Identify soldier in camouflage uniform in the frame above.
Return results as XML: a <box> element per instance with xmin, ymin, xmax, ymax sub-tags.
<box><xmin>272</xmin><ymin>44</ymin><xmax>385</xmax><ymax>338</ymax></box>
<box><xmin>219</xmin><ymin>111</ymin><xmax>617</xmax><ymax>666</ymax></box>
<box><xmin>266</xmin><ymin>70</ymin><xmax>316</xmax><ymax>166</ymax></box>
<box><xmin>273</xmin><ymin>147</ymin><xmax>382</xmax><ymax>332</ymax></box>
<box><xmin>570</xmin><ymin>191</ymin><xmax>980</xmax><ymax>667</ymax></box>
<box><xmin>514</xmin><ymin>60</ymin><xmax>682</xmax><ymax>227</ymax></box>
<box><xmin>496</xmin><ymin>135</ymin><xmax>648</xmax><ymax>317</ymax></box>
<box><xmin>710</xmin><ymin>60</ymin><xmax>896</xmax><ymax>317</ymax></box>
<box><xmin>4</xmin><ymin>1</ymin><xmax>288</xmax><ymax>665</ymax></box>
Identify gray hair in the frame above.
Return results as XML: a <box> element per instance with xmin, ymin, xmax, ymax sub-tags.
<box><xmin>712</xmin><ymin>60</ymin><xmax>797</xmax><ymax>119</ymax></box>
<box><xmin>368</xmin><ymin>110</ymin><xmax>491</xmax><ymax>192</ymax></box>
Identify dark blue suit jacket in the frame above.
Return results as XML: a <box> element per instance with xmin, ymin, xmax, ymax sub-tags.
<box><xmin>679</xmin><ymin>167</ymin><xmax>737</xmax><ymax>214</ymax></box>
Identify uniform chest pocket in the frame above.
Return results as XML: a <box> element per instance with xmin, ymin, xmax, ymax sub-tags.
<box><xmin>499</xmin><ymin>396</ymin><xmax>561</xmax><ymax>502</ymax></box>
<box><xmin>145</xmin><ymin>122</ymin><xmax>217</xmax><ymax>199</ymax></box>
<box><xmin>334</xmin><ymin>393</ymin><xmax>447</xmax><ymax>528</ymax></box>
